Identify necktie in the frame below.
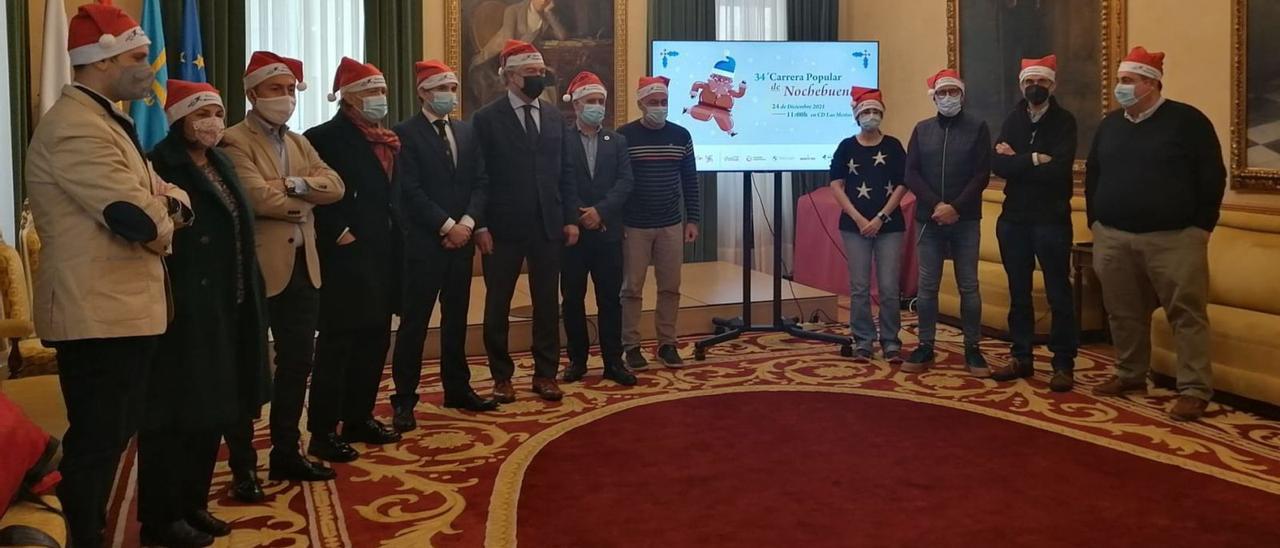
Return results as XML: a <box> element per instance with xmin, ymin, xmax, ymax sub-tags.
<box><xmin>522</xmin><ymin>104</ymin><xmax>539</xmax><ymax>145</ymax></box>
<box><xmin>433</xmin><ymin>119</ymin><xmax>454</xmax><ymax>166</ymax></box>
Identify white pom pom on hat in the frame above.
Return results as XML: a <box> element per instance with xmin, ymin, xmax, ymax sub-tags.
<box><xmin>98</xmin><ymin>33</ymin><xmax>117</xmax><ymax>48</ymax></box>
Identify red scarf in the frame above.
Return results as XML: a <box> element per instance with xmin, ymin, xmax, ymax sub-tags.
<box><xmin>345</xmin><ymin>107</ymin><xmax>401</xmax><ymax>179</ymax></box>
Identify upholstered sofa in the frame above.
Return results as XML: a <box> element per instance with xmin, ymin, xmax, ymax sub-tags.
<box><xmin>938</xmin><ymin>188</ymin><xmax>1107</xmax><ymax>339</ymax></box>
<box><xmin>1151</xmin><ymin>209</ymin><xmax>1280</xmax><ymax>406</ymax></box>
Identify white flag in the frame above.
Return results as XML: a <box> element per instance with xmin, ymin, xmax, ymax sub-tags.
<box><xmin>40</xmin><ymin>0</ymin><xmax>72</xmax><ymax>115</ymax></box>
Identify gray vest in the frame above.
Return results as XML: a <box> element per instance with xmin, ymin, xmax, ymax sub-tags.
<box><xmin>911</xmin><ymin>112</ymin><xmax>986</xmax><ymax>208</ymax></box>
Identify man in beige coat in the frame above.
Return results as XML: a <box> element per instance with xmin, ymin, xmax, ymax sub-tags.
<box><xmin>222</xmin><ymin>50</ymin><xmax>345</xmax><ymax>483</ymax></box>
<box><xmin>24</xmin><ymin>5</ymin><xmax>191</xmax><ymax>546</ymax></box>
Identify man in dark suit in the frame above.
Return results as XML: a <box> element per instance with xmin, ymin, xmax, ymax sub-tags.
<box><xmin>390</xmin><ymin>60</ymin><xmax>500</xmax><ymax>432</ymax></box>
<box><xmin>303</xmin><ymin>58</ymin><xmax>403</xmax><ymax>462</ymax></box>
<box><xmin>558</xmin><ymin>72</ymin><xmax>636</xmax><ymax>386</ymax></box>
<box><xmin>472</xmin><ymin>40</ymin><xmax>578</xmax><ymax>402</ymax></box>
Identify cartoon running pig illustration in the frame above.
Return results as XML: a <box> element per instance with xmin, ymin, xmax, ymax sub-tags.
<box><xmin>683</xmin><ymin>52</ymin><xmax>748</xmax><ymax>136</ymax></box>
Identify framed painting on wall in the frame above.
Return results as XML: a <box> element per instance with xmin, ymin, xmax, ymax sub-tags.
<box><xmin>1231</xmin><ymin>0</ymin><xmax>1280</xmax><ymax>192</ymax></box>
<box><xmin>947</xmin><ymin>0</ymin><xmax>1127</xmax><ymax>174</ymax></box>
<box><xmin>444</xmin><ymin>0</ymin><xmax>629</xmax><ymax>127</ymax></box>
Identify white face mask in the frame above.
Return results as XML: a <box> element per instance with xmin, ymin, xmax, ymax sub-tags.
<box><xmin>360</xmin><ymin>94</ymin><xmax>389</xmax><ymax>122</ymax></box>
<box><xmin>191</xmin><ymin>116</ymin><xmax>226</xmax><ymax>148</ymax></box>
<box><xmin>857</xmin><ymin>113</ymin><xmax>882</xmax><ymax>131</ymax></box>
<box><xmin>254</xmin><ymin>94</ymin><xmax>296</xmax><ymax>125</ymax></box>
<box><xmin>935</xmin><ymin>95</ymin><xmax>963</xmax><ymax>117</ymax></box>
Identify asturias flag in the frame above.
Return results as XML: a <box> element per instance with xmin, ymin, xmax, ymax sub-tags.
<box><xmin>128</xmin><ymin>0</ymin><xmax>169</xmax><ymax>151</ymax></box>
<box><xmin>177</xmin><ymin>0</ymin><xmax>207</xmax><ymax>82</ymax></box>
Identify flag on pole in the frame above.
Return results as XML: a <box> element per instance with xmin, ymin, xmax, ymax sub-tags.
<box><xmin>128</xmin><ymin>0</ymin><xmax>169</xmax><ymax>151</ymax></box>
<box><xmin>40</xmin><ymin>0</ymin><xmax>72</xmax><ymax>115</ymax></box>
<box><xmin>177</xmin><ymin>0</ymin><xmax>207</xmax><ymax>82</ymax></box>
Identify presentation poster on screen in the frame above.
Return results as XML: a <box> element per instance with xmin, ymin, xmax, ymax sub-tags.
<box><xmin>651</xmin><ymin>40</ymin><xmax>880</xmax><ymax>172</ymax></box>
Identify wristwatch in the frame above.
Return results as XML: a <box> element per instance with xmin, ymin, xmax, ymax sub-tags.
<box><xmin>877</xmin><ymin>212</ymin><xmax>892</xmax><ymax>223</ymax></box>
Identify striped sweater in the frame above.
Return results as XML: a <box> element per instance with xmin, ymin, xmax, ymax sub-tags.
<box><xmin>617</xmin><ymin>120</ymin><xmax>701</xmax><ymax>228</ymax></box>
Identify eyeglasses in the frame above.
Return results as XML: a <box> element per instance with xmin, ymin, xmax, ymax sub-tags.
<box><xmin>934</xmin><ymin>87</ymin><xmax>963</xmax><ymax>98</ymax></box>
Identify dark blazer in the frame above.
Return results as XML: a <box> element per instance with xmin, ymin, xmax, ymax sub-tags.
<box><xmin>392</xmin><ymin>112</ymin><xmax>488</xmax><ymax>257</ymax></box>
<box><xmin>304</xmin><ymin>111</ymin><xmax>402</xmax><ymax>331</ymax></box>
<box><xmin>471</xmin><ymin>95</ymin><xmax>576</xmax><ymax>241</ymax></box>
<box><xmin>145</xmin><ymin>131</ymin><xmax>270</xmax><ymax>431</ymax></box>
<box><xmin>564</xmin><ymin>124</ymin><xmax>633</xmax><ymax>243</ymax></box>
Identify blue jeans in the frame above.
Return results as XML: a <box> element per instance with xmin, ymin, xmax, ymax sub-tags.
<box><xmin>915</xmin><ymin>220</ymin><xmax>982</xmax><ymax>347</ymax></box>
<box><xmin>841</xmin><ymin>230</ymin><xmax>904</xmax><ymax>352</ymax></box>
<box><xmin>996</xmin><ymin>219</ymin><xmax>1078</xmax><ymax>369</ymax></box>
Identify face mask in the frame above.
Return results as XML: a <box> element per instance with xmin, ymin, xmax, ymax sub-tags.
<box><xmin>360</xmin><ymin>94</ymin><xmax>389</xmax><ymax>122</ymax></box>
<box><xmin>519</xmin><ymin>75</ymin><xmax>548</xmax><ymax>100</ymax></box>
<box><xmin>857</xmin><ymin>113</ymin><xmax>882</xmax><ymax>131</ymax></box>
<box><xmin>254</xmin><ymin>94</ymin><xmax>296</xmax><ymax>125</ymax></box>
<box><xmin>644</xmin><ymin>106</ymin><xmax>668</xmax><ymax>127</ymax></box>
<box><xmin>936</xmin><ymin>95</ymin><xmax>963</xmax><ymax>117</ymax></box>
<box><xmin>113</xmin><ymin>62</ymin><xmax>155</xmax><ymax>102</ymax></box>
<box><xmin>1024</xmin><ymin>84</ymin><xmax>1050</xmax><ymax>106</ymax></box>
<box><xmin>191</xmin><ymin>116</ymin><xmax>226</xmax><ymax>148</ymax></box>
<box><xmin>426</xmin><ymin>91</ymin><xmax>457</xmax><ymax>116</ymax></box>
<box><xmin>578</xmin><ymin>104</ymin><xmax>606</xmax><ymax>126</ymax></box>
<box><xmin>1113</xmin><ymin>83</ymin><xmax>1147</xmax><ymax>108</ymax></box>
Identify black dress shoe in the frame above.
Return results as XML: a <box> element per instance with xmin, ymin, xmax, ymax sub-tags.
<box><xmin>443</xmin><ymin>391</ymin><xmax>501</xmax><ymax>412</ymax></box>
<box><xmin>185</xmin><ymin>509</ymin><xmax>231</xmax><ymax>537</ymax></box>
<box><xmin>269</xmin><ymin>452</ymin><xmax>337</xmax><ymax>482</ymax></box>
<box><xmin>392</xmin><ymin>405</ymin><xmax>417</xmax><ymax>433</ymax></box>
<box><xmin>308</xmin><ymin>432</ymin><xmax>359</xmax><ymax>463</ymax></box>
<box><xmin>229</xmin><ymin>473</ymin><xmax>265</xmax><ymax>503</ymax></box>
<box><xmin>603</xmin><ymin>364</ymin><xmax>637</xmax><ymax>386</ymax></box>
<box><xmin>139</xmin><ymin>520</ymin><xmax>214</xmax><ymax>547</ymax></box>
<box><xmin>343</xmin><ymin>419</ymin><xmax>402</xmax><ymax>445</ymax></box>
<box><xmin>562</xmin><ymin>361</ymin><xmax>588</xmax><ymax>383</ymax></box>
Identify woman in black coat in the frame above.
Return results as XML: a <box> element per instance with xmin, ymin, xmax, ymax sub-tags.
<box><xmin>138</xmin><ymin>80</ymin><xmax>271</xmax><ymax>546</ymax></box>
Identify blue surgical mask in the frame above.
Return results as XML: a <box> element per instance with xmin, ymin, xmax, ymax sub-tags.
<box><xmin>936</xmin><ymin>95</ymin><xmax>963</xmax><ymax>117</ymax></box>
<box><xmin>1113</xmin><ymin>83</ymin><xmax>1145</xmax><ymax>108</ymax></box>
<box><xmin>579</xmin><ymin>104</ymin><xmax>606</xmax><ymax>126</ymax></box>
<box><xmin>361</xmin><ymin>94</ymin><xmax>389</xmax><ymax>121</ymax></box>
<box><xmin>427</xmin><ymin>91</ymin><xmax>457</xmax><ymax>116</ymax></box>
<box><xmin>858</xmin><ymin>113</ymin><xmax>882</xmax><ymax>131</ymax></box>
<box><xmin>644</xmin><ymin>106</ymin><xmax>668</xmax><ymax>126</ymax></box>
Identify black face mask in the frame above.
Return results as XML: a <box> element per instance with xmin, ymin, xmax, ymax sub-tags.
<box><xmin>1024</xmin><ymin>84</ymin><xmax>1050</xmax><ymax>106</ymax></box>
<box><xmin>520</xmin><ymin>75</ymin><xmax>548</xmax><ymax>100</ymax></box>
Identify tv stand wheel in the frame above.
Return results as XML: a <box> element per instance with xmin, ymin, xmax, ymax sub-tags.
<box><xmin>839</xmin><ymin>345</ymin><xmax>853</xmax><ymax>358</ymax></box>
<box><xmin>694</xmin><ymin>347</ymin><xmax>707</xmax><ymax>361</ymax></box>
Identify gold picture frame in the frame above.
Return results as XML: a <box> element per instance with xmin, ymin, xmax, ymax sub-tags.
<box><xmin>444</xmin><ymin>0</ymin><xmax>629</xmax><ymax>127</ymax></box>
<box><xmin>1230</xmin><ymin>0</ymin><xmax>1280</xmax><ymax>192</ymax></box>
<box><xmin>946</xmin><ymin>0</ymin><xmax>1127</xmax><ymax>181</ymax></box>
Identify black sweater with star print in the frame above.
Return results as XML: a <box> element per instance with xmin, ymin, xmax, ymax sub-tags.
<box><xmin>828</xmin><ymin>134</ymin><xmax>907</xmax><ymax>234</ymax></box>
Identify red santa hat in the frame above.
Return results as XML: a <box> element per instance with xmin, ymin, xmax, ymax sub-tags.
<box><xmin>244</xmin><ymin>51</ymin><xmax>307</xmax><ymax>91</ymax></box>
<box><xmin>1018</xmin><ymin>54</ymin><xmax>1057</xmax><ymax>83</ymax></box>
<box><xmin>67</xmin><ymin>3</ymin><xmax>151</xmax><ymax>66</ymax></box>
<box><xmin>561</xmin><ymin>71</ymin><xmax>607</xmax><ymax>103</ymax></box>
<box><xmin>498</xmin><ymin>40</ymin><xmax>544</xmax><ymax>75</ymax></box>
<box><xmin>926</xmin><ymin>68</ymin><xmax>965</xmax><ymax>95</ymax></box>
<box><xmin>327</xmin><ymin>57</ymin><xmax>386</xmax><ymax>102</ymax></box>
<box><xmin>164</xmin><ymin>79</ymin><xmax>224</xmax><ymax>124</ymax></box>
<box><xmin>850</xmin><ymin>87</ymin><xmax>885</xmax><ymax>117</ymax></box>
<box><xmin>637</xmin><ymin>76</ymin><xmax>669</xmax><ymax>100</ymax></box>
<box><xmin>415</xmin><ymin>60</ymin><xmax>459</xmax><ymax>90</ymax></box>
<box><xmin>1118</xmin><ymin>46</ymin><xmax>1165</xmax><ymax>80</ymax></box>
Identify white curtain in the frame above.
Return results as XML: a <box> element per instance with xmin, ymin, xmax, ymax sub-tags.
<box><xmin>245</xmin><ymin>0</ymin><xmax>365</xmax><ymax>132</ymax></box>
<box><xmin>714</xmin><ymin>0</ymin><xmax>790</xmax><ymax>274</ymax></box>
<box><xmin>0</xmin><ymin>4</ymin><xmax>14</xmax><ymax>244</ymax></box>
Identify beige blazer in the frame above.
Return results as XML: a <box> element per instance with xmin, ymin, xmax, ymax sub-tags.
<box><xmin>25</xmin><ymin>85</ymin><xmax>191</xmax><ymax>342</ymax></box>
<box><xmin>222</xmin><ymin>115</ymin><xmax>344</xmax><ymax>297</ymax></box>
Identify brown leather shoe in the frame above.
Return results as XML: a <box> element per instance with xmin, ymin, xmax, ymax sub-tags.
<box><xmin>1168</xmin><ymin>395</ymin><xmax>1209</xmax><ymax>422</ymax></box>
<box><xmin>1091</xmin><ymin>375</ymin><xmax>1148</xmax><ymax>397</ymax></box>
<box><xmin>492</xmin><ymin>380</ymin><xmax>517</xmax><ymax>403</ymax></box>
<box><xmin>531</xmin><ymin>377</ymin><xmax>563</xmax><ymax>401</ymax></box>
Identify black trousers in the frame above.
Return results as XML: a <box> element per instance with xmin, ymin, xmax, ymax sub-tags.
<box><xmin>224</xmin><ymin>416</ymin><xmax>258</xmax><ymax>476</ymax></box>
<box><xmin>996</xmin><ymin>219</ymin><xmax>1079</xmax><ymax>369</ymax></box>
<box><xmin>561</xmin><ymin>235</ymin><xmax>624</xmax><ymax>368</ymax></box>
<box><xmin>53</xmin><ymin>335</ymin><xmax>159</xmax><ymax>548</ymax></box>
<box><xmin>309</xmin><ymin>326</ymin><xmax>391</xmax><ymax>434</ymax></box>
<box><xmin>267</xmin><ymin>253</ymin><xmax>320</xmax><ymax>456</ymax></box>
<box><xmin>392</xmin><ymin>245</ymin><xmax>475</xmax><ymax>408</ymax></box>
<box><xmin>136</xmin><ymin>428</ymin><xmax>220</xmax><ymax>525</ymax></box>
<box><xmin>482</xmin><ymin>233</ymin><xmax>562</xmax><ymax>381</ymax></box>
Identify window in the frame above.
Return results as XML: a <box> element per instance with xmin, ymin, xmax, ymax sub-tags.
<box><xmin>1</xmin><ymin>4</ymin><xmax>15</xmax><ymax>243</ymax></box>
<box><xmin>245</xmin><ymin>0</ymin><xmax>364</xmax><ymax>132</ymax></box>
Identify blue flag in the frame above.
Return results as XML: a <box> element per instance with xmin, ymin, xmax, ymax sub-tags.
<box><xmin>177</xmin><ymin>0</ymin><xmax>206</xmax><ymax>82</ymax></box>
<box><xmin>128</xmin><ymin>0</ymin><xmax>168</xmax><ymax>151</ymax></box>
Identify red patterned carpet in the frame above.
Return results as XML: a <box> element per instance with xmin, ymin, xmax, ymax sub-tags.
<box><xmin>104</xmin><ymin>316</ymin><xmax>1280</xmax><ymax>547</ymax></box>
